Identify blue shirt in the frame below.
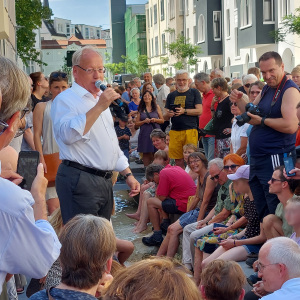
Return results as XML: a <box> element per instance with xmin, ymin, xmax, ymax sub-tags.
<box><xmin>128</xmin><ymin>101</ymin><xmax>139</xmax><ymax>112</ymax></box>
<box><xmin>121</xmin><ymin>91</ymin><xmax>130</xmax><ymax>102</ymax></box>
<box><xmin>261</xmin><ymin>278</ymin><xmax>300</xmax><ymax>300</ymax></box>
<box><xmin>249</xmin><ymin>80</ymin><xmax>299</xmax><ymax>156</ymax></box>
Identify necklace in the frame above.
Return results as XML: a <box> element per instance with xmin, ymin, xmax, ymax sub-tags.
<box><xmin>218</xmin><ymin>93</ymin><xmax>229</xmax><ymax>103</ymax></box>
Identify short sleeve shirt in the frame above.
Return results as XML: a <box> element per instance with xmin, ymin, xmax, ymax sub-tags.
<box><xmin>214</xmin><ymin>180</ymin><xmax>233</xmax><ymax>215</ymax></box>
<box><xmin>156</xmin><ymin>166</ymin><xmax>197</xmax><ymax>212</ymax></box>
<box><xmin>115</xmin><ymin>126</ymin><xmax>131</xmax><ymax>150</ymax></box>
<box><xmin>275</xmin><ymin>203</ymin><xmax>293</xmax><ymax>237</ymax></box>
<box><xmin>165</xmin><ymin>88</ymin><xmax>202</xmax><ymax>130</ymax></box>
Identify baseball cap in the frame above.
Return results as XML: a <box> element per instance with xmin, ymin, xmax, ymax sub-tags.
<box><xmin>227</xmin><ymin>165</ymin><xmax>250</xmax><ymax>181</ymax></box>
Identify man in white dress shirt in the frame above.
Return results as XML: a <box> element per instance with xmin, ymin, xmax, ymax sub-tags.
<box><xmin>51</xmin><ymin>46</ymin><xmax>140</xmax><ymax>224</ymax></box>
<box><xmin>258</xmin><ymin>237</ymin><xmax>300</xmax><ymax>299</ymax></box>
<box><xmin>0</xmin><ymin>57</ymin><xmax>60</xmax><ymax>296</ymax></box>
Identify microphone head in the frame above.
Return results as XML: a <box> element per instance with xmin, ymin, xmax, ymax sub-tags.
<box><xmin>95</xmin><ymin>80</ymin><xmax>102</xmax><ymax>89</ymax></box>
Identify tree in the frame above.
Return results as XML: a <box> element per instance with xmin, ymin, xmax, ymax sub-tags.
<box><xmin>272</xmin><ymin>8</ymin><xmax>300</xmax><ymax>42</ymax></box>
<box><xmin>161</xmin><ymin>28</ymin><xmax>201</xmax><ymax>71</ymax></box>
<box><xmin>16</xmin><ymin>0</ymin><xmax>52</xmax><ymax>65</ymax></box>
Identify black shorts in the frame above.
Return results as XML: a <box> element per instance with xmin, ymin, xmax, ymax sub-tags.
<box><xmin>161</xmin><ymin>198</ymin><xmax>183</xmax><ymax>214</ymax></box>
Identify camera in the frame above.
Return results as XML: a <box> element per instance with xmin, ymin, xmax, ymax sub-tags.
<box><xmin>110</xmin><ymin>101</ymin><xmax>129</xmax><ymax>121</ymax></box>
<box><xmin>236</xmin><ymin>103</ymin><xmax>262</xmax><ymax>127</ymax></box>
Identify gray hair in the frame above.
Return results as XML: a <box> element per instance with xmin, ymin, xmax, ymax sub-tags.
<box><xmin>265</xmin><ymin>237</ymin><xmax>300</xmax><ymax>278</ymax></box>
<box><xmin>133</xmin><ymin>77</ymin><xmax>141</xmax><ymax>83</ymax></box>
<box><xmin>143</xmin><ymin>72</ymin><xmax>152</xmax><ymax>77</ymax></box>
<box><xmin>145</xmin><ymin>164</ymin><xmax>164</xmax><ymax>181</ymax></box>
<box><xmin>214</xmin><ymin>69</ymin><xmax>224</xmax><ymax>78</ymax></box>
<box><xmin>153</xmin><ymin>74</ymin><xmax>166</xmax><ymax>85</ymax></box>
<box><xmin>150</xmin><ymin>129</ymin><xmax>166</xmax><ymax>140</ymax></box>
<box><xmin>175</xmin><ymin>70</ymin><xmax>190</xmax><ymax>79</ymax></box>
<box><xmin>130</xmin><ymin>87</ymin><xmax>140</xmax><ymax>96</ymax></box>
<box><xmin>72</xmin><ymin>46</ymin><xmax>103</xmax><ymax>66</ymax></box>
<box><xmin>208</xmin><ymin>158</ymin><xmax>224</xmax><ymax>170</ymax></box>
<box><xmin>0</xmin><ymin>56</ymin><xmax>31</xmax><ymax>122</ymax></box>
<box><xmin>194</xmin><ymin>72</ymin><xmax>210</xmax><ymax>83</ymax></box>
<box><xmin>242</xmin><ymin>74</ymin><xmax>257</xmax><ymax>85</ymax></box>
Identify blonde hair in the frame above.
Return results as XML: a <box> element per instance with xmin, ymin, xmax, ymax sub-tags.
<box><xmin>0</xmin><ymin>56</ymin><xmax>31</xmax><ymax>121</ymax></box>
<box><xmin>201</xmin><ymin>260</ymin><xmax>246</xmax><ymax>300</ymax></box>
<box><xmin>48</xmin><ymin>207</ymin><xmax>63</xmax><ymax>235</ymax></box>
<box><xmin>183</xmin><ymin>143</ymin><xmax>198</xmax><ymax>152</ymax></box>
<box><xmin>292</xmin><ymin>66</ymin><xmax>300</xmax><ymax>75</ymax></box>
<box><xmin>154</xmin><ymin>150</ymin><xmax>169</xmax><ymax>161</ymax></box>
<box><xmin>103</xmin><ymin>257</ymin><xmax>201</xmax><ymax>300</ymax></box>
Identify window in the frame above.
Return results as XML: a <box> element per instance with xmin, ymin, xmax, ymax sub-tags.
<box><xmin>149</xmin><ymin>40</ymin><xmax>151</xmax><ymax>57</ymax></box>
<box><xmin>281</xmin><ymin>0</ymin><xmax>290</xmax><ymax>20</ymax></box>
<box><xmin>198</xmin><ymin>14</ymin><xmax>205</xmax><ymax>43</ymax></box>
<box><xmin>213</xmin><ymin>11</ymin><xmax>221</xmax><ymax>41</ymax></box>
<box><xmin>66</xmin><ymin>24</ymin><xmax>70</xmax><ymax>35</ymax></box>
<box><xmin>264</xmin><ymin>0</ymin><xmax>275</xmax><ymax>22</ymax></box>
<box><xmin>150</xmin><ymin>8</ymin><xmax>153</xmax><ymax>26</ymax></box>
<box><xmin>147</xmin><ymin>9</ymin><xmax>150</xmax><ymax>26</ymax></box>
<box><xmin>170</xmin><ymin>0</ymin><xmax>175</xmax><ymax>19</ymax></box>
<box><xmin>161</xmin><ymin>0</ymin><xmax>165</xmax><ymax>21</ymax></box>
<box><xmin>97</xmin><ymin>29</ymin><xmax>100</xmax><ymax>38</ymax></box>
<box><xmin>162</xmin><ymin>33</ymin><xmax>166</xmax><ymax>54</ymax></box>
<box><xmin>226</xmin><ymin>9</ymin><xmax>230</xmax><ymax>37</ymax></box>
<box><xmin>240</xmin><ymin>0</ymin><xmax>252</xmax><ymax>28</ymax></box>
<box><xmin>186</xmin><ymin>28</ymin><xmax>189</xmax><ymax>40</ymax></box>
<box><xmin>235</xmin><ymin>27</ymin><xmax>240</xmax><ymax>57</ymax></box>
<box><xmin>151</xmin><ymin>38</ymin><xmax>154</xmax><ymax>57</ymax></box>
<box><xmin>154</xmin><ymin>4</ymin><xmax>157</xmax><ymax>24</ymax></box>
<box><xmin>193</xmin><ymin>26</ymin><xmax>197</xmax><ymax>44</ymax></box>
<box><xmin>193</xmin><ymin>0</ymin><xmax>197</xmax><ymax>10</ymax></box>
<box><xmin>234</xmin><ymin>0</ymin><xmax>238</xmax><ymax>9</ymax></box>
<box><xmin>179</xmin><ymin>0</ymin><xmax>184</xmax><ymax>15</ymax></box>
<box><xmin>155</xmin><ymin>36</ymin><xmax>159</xmax><ymax>56</ymax></box>
<box><xmin>85</xmin><ymin>27</ymin><xmax>89</xmax><ymax>38</ymax></box>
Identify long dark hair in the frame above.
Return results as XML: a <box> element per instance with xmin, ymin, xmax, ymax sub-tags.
<box><xmin>138</xmin><ymin>91</ymin><xmax>157</xmax><ymax>112</ymax></box>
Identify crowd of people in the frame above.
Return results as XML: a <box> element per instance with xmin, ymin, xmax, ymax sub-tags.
<box><xmin>1</xmin><ymin>46</ymin><xmax>300</xmax><ymax>300</ymax></box>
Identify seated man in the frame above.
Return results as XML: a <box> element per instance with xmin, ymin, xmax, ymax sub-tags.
<box><xmin>200</xmin><ymin>260</ymin><xmax>246</xmax><ymax>300</ymax></box>
<box><xmin>258</xmin><ymin>237</ymin><xmax>300</xmax><ymax>300</ymax></box>
<box><xmin>263</xmin><ymin>166</ymin><xmax>299</xmax><ymax>239</ymax></box>
<box><xmin>142</xmin><ymin>164</ymin><xmax>196</xmax><ymax>246</ymax></box>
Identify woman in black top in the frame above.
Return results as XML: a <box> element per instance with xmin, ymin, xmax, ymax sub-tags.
<box><xmin>210</xmin><ymin>78</ymin><xmax>234</xmax><ymax>158</ymax></box>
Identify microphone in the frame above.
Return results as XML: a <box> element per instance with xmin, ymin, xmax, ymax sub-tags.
<box><xmin>95</xmin><ymin>80</ymin><xmax>123</xmax><ymax>107</ymax></box>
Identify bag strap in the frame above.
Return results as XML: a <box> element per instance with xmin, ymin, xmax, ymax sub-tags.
<box><xmin>47</xmin><ymin>288</ymin><xmax>55</xmax><ymax>300</ymax></box>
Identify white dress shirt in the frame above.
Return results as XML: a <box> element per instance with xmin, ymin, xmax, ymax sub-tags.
<box><xmin>0</xmin><ymin>177</ymin><xmax>61</xmax><ymax>293</ymax></box>
<box><xmin>51</xmin><ymin>82</ymin><xmax>129</xmax><ymax>172</ymax></box>
<box><xmin>231</xmin><ymin>119</ymin><xmax>249</xmax><ymax>154</ymax></box>
<box><xmin>261</xmin><ymin>278</ymin><xmax>300</xmax><ymax>300</ymax></box>
<box><xmin>156</xmin><ymin>84</ymin><xmax>170</xmax><ymax>112</ymax></box>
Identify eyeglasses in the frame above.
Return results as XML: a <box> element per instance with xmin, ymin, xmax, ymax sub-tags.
<box><xmin>76</xmin><ymin>65</ymin><xmax>106</xmax><ymax>74</ymax></box>
<box><xmin>211</xmin><ymin>169</ymin><xmax>223</xmax><ymax>181</ymax></box>
<box><xmin>230</xmin><ymin>102</ymin><xmax>238</xmax><ymax>107</ymax></box>
<box><xmin>270</xmin><ymin>177</ymin><xmax>285</xmax><ymax>184</ymax></box>
<box><xmin>244</xmin><ymin>83</ymin><xmax>251</xmax><ymax>88</ymax></box>
<box><xmin>257</xmin><ymin>262</ymin><xmax>279</xmax><ymax>272</ymax></box>
<box><xmin>20</xmin><ymin>107</ymin><xmax>29</xmax><ymax>120</ymax></box>
<box><xmin>51</xmin><ymin>72</ymin><xmax>68</xmax><ymax>78</ymax></box>
<box><xmin>224</xmin><ymin>164</ymin><xmax>239</xmax><ymax>170</ymax></box>
<box><xmin>189</xmin><ymin>159</ymin><xmax>201</xmax><ymax>166</ymax></box>
<box><xmin>250</xmin><ymin>91</ymin><xmax>260</xmax><ymax>95</ymax></box>
<box><xmin>0</xmin><ymin>120</ymin><xmax>9</xmax><ymax>136</ymax></box>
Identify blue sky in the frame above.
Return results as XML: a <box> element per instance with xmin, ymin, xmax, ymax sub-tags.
<box><xmin>48</xmin><ymin>0</ymin><xmax>148</xmax><ymax>29</ymax></box>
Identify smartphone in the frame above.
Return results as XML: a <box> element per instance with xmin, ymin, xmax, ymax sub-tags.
<box><xmin>17</xmin><ymin>151</ymin><xmax>40</xmax><ymax>190</ymax></box>
<box><xmin>169</xmin><ymin>104</ymin><xmax>181</xmax><ymax>112</ymax></box>
<box><xmin>213</xmin><ymin>223</ymin><xmax>227</xmax><ymax>230</ymax></box>
<box><xmin>283</xmin><ymin>152</ymin><xmax>295</xmax><ymax>177</ymax></box>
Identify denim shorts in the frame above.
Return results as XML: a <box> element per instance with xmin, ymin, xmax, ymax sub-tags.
<box><xmin>162</xmin><ymin>198</ymin><xmax>183</xmax><ymax>215</ymax></box>
<box><xmin>241</xmin><ymin>237</ymin><xmax>263</xmax><ymax>254</ymax></box>
<box><xmin>179</xmin><ymin>208</ymin><xmax>200</xmax><ymax>228</ymax></box>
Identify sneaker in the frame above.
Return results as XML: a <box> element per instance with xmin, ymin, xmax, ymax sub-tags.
<box><xmin>142</xmin><ymin>233</ymin><xmax>163</xmax><ymax>246</ymax></box>
<box><xmin>247</xmin><ymin>252</ymin><xmax>259</xmax><ymax>259</ymax></box>
<box><xmin>135</xmin><ymin>159</ymin><xmax>144</xmax><ymax>164</ymax></box>
<box><xmin>246</xmin><ymin>257</ymin><xmax>257</xmax><ymax>268</ymax></box>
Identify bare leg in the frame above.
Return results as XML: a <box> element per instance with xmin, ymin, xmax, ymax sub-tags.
<box><xmin>157</xmin><ymin>231</ymin><xmax>171</xmax><ymax>256</ymax></box>
<box><xmin>116</xmin><ymin>238</ymin><xmax>135</xmax><ymax>265</ymax></box>
<box><xmin>143</xmin><ymin>153</ymin><xmax>154</xmax><ymax>167</ymax></box>
<box><xmin>126</xmin><ymin>184</ymin><xmax>149</xmax><ymax>220</ymax></box>
<box><xmin>133</xmin><ymin>192</ymin><xmax>151</xmax><ymax>233</ymax></box>
<box><xmin>166</xmin><ymin>221</ymin><xmax>183</xmax><ymax>257</ymax></box>
<box><xmin>263</xmin><ymin>214</ymin><xmax>284</xmax><ymax>239</ymax></box>
<box><xmin>194</xmin><ymin>247</ymin><xmax>204</xmax><ymax>286</ymax></box>
<box><xmin>175</xmin><ymin>158</ymin><xmax>185</xmax><ymax>169</ymax></box>
<box><xmin>147</xmin><ymin>197</ymin><xmax>163</xmax><ymax>231</ymax></box>
<box><xmin>47</xmin><ymin>198</ymin><xmax>60</xmax><ymax>215</ymax></box>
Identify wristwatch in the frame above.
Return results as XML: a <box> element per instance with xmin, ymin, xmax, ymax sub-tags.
<box><xmin>124</xmin><ymin>172</ymin><xmax>133</xmax><ymax>180</ymax></box>
<box><xmin>184</xmin><ymin>109</ymin><xmax>187</xmax><ymax>115</ymax></box>
<box><xmin>261</xmin><ymin>117</ymin><xmax>266</xmax><ymax>127</ymax></box>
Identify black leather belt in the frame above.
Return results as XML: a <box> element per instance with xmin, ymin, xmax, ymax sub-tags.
<box><xmin>62</xmin><ymin>160</ymin><xmax>113</xmax><ymax>179</ymax></box>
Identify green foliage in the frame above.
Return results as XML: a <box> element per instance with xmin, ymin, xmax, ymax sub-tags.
<box><xmin>105</xmin><ymin>62</ymin><xmax>125</xmax><ymax>75</ymax></box>
<box><xmin>272</xmin><ymin>8</ymin><xmax>300</xmax><ymax>42</ymax></box>
<box><xmin>16</xmin><ymin>0</ymin><xmax>53</xmax><ymax>66</ymax></box>
<box><xmin>164</xmin><ymin>28</ymin><xmax>201</xmax><ymax>70</ymax></box>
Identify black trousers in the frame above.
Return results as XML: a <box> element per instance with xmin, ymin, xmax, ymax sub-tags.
<box><xmin>56</xmin><ymin>163</ymin><xmax>113</xmax><ymax>224</ymax></box>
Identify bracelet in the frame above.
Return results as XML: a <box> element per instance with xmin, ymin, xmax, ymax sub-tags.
<box><xmin>261</xmin><ymin>117</ymin><xmax>266</xmax><ymax>127</ymax></box>
<box><xmin>233</xmin><ymin>240</ymin><xmax>236</xmax><ymax>247</ymax></box>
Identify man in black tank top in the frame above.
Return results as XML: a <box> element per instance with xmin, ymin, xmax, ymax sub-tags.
<box><xmin>230</xmin><ymin>51</ymin><xmax>300</xmax><ymax>221</ymax></box>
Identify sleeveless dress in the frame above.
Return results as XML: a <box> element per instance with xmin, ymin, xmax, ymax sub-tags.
<box><xmin>43</xmin><ymin>101</ymin><xmax>59</xmax><ymax>200</ymax></box>
<box><xmin>137</xmin><ymin>110</ymin><xmax>160</xmax><ymax>153</ymax></box>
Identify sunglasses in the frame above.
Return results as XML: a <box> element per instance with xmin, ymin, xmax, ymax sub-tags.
<box><xmin>270</xmin><ymin>177</ymin><xmax>285</xmax><ymax>184</ymax></box>
<box><xmin>224</xmin><ymin>164</ymin><xmax>239</xmax><ymax>170</ymax></box>
<box><xmin>230</xmin><ymin>102</ymin><xmax>238</xmax><ymax>107</ymax></box>
<box><xmin>51</xmin><ymin>72</ymin><xmax>68</xmax><ymax>79</ymax></box>
<box><xmin>250</xmin><ymin>91</ymin><xmax>260</xmax><ymax>95</ymax></box>
<box><xmin>0</xmin><ymin>120</ymin><xmax>9</xmax><ymax>136</ymax></box>
<box><xmin>211</xmin><ymin>169</ymin><xmax>223</xmax><ymax>181</ymax></box>
<box><xmin>244</xmin><ymin>83</ymin><xmax>251</xmax><ymax>88</ymax></box>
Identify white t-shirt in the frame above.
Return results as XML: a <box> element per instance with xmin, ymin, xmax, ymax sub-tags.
<box><xmin>231</xmin><ymin>119</ymin><xmax>249</xmax><ymax>154</ymax></box>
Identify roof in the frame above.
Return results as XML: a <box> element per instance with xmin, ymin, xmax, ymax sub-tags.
<box><xmin>43</xmin><ymin>20</ymin><xmax>66</xmax><ymax>38</ymax></box>
<box><xmin>41</xmin><ymin>36</ymin><xmax>106</xmax><ymax>49</ymax></box>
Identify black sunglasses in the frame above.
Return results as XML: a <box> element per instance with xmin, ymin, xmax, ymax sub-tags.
<box><xmin>224</xmin><ymin>164</ymin><xmax>239</xmax><ymax>170</ymax></box>
<box><xmin>244</xmin><ymin>83</ymin><xmax>251</xmax><ymax>88</ymax></box>
<box><xmin>270</xmin><ymin>177</ymin><xmax>285</xmax><ymax>184</ymax></box>
<box><xmin>211</xmin><ymin>169</ymin><xmax>223</xmax><ymax>181</ymax></box>
<box><xmin>51</xmin><ymin>72</ymin><xmax>68</xmax><ymax>79</ymax></box>
<box><xmin>230</xmin><ymin>102</ymin><xmax>238</xmax><ymax>107</ymax></box>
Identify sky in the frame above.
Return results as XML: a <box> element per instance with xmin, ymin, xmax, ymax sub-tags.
<box><xmin>48</xmin><ymin>0</ymin><xmax>148</xmax><ymax>29</ymax></box>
